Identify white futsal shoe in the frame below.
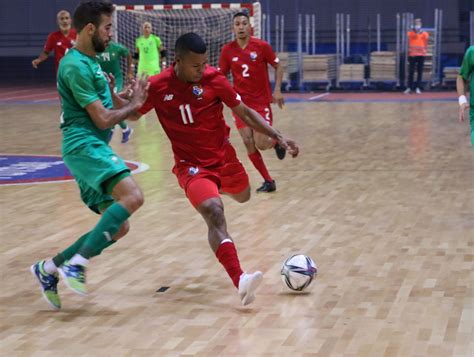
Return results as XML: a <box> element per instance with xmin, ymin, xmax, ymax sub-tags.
<box><xmin>238</xmin><ymin>271</ymin><xmax>263</xmax><ymax>306</ymax></box>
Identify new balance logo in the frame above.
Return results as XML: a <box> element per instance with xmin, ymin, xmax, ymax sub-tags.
<box><xmin>164</xmin><ymin>94</ymin><xmax>174</xmax><ymax>101</ymax></box>
<box><xmin>232</xmin><ymin>57</ymin><xmax>239</xmax><ymax>62</ymax></box>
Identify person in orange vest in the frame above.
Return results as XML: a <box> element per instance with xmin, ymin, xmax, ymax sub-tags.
<box><xmin>404</xmin><ymin>18</ymin><xmax>429</xmax><ymax>94</ymax></box>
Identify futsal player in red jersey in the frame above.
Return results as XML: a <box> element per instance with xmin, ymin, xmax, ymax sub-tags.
<box><xmin>32</xmin><ymin>10</ymin><xmax>77</xmax><ymax>73</ymax></box>
<box><xmin>219</xmin><ymin>12</ymin><xmax>286</xmax><ymax>193</ymax></box>
<box><xmin>130</xmin><ymin>33</ymin><xmax>299</xmax><ymax>306</ymax></box>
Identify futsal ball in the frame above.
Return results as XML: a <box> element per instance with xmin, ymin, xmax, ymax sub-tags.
<box><xmin>281</xmin><ymin>254</ymin><xmax>318</xmax><ymax>291</ymax></box>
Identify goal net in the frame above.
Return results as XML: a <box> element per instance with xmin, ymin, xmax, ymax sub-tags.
<box><xmin>113</xmin><ymin>3</ymin><xmax>261</xmax><ymax>71</ymax></box>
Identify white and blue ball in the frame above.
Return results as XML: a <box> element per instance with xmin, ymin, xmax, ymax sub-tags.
<box><xmin>281</xmin><ymin>254</ymin><xmax>318</xmax><ymax>291</ymax></box>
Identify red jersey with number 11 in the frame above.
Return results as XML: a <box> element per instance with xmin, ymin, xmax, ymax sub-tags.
<box><xmin>219</xmin><ymin>37</ymin><xmax>279</xmax><ymax>106</ymax></box>
<box><xmin>139</xmin><ymin>64</ymin><xmax>242</xmax><ymax>167</ymax></box>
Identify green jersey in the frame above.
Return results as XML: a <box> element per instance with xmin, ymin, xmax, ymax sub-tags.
<box><xmin>459</xmin><ymin>46</ymin><xmax>474</xmax><ymax>108</ymax></box>
<box><xmin>96</xmin><ymin>42</ymin><xmax>129</xmax><ymax>91</ymax></box>
<box><xmin>57</xmin><ymin>48</ymin><xmax>113</xmax><ymax>155</ymax></box>
<box><xmin>135</xmin><ymin>34</ymin><xmax>162</xmax><ymax>75</ymax></box>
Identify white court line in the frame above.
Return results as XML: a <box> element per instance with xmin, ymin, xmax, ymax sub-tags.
<box><xmin>0</xmin><ymin>88</ymin><xmax>52</xmax><ymax>96</ymax></box>
<box><xmin>0</xmin><ymin>91</ymin><xmax>58</xmax><ymax>101</ymax></box>
<box><xmin>33</xmin><ymin>98</ymin><xmax>58</xmax><ymax>103</ymax></box>
<box><xmin>309</xmin><ymin>92</ymin><xmax>330</xmax><ymax>100</ymax></box>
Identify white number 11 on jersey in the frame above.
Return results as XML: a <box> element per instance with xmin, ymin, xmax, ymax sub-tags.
<box><xmin>179</xmin><ymin>104</ymin><xmax>194</xmax><ymax>124</ymax></box>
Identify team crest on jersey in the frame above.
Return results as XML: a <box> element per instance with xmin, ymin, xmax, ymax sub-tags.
<box><xmin>192</xmin><ymin>85</ymin><xmax>204</xmax><ymax>98</ymax></box>
<box><xmin>188</xmin><ymin>167</ymin><xmax>200</xmax><ymax>176</ymax></box>
<box><xmin>250</xmin><ymin>51</ymin><xmax>258</xmax><ymax>61</ymax></box>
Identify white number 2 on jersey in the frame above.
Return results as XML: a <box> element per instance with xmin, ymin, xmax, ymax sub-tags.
<box><xmin>241</xmin><ymin>64</ymin><xmax>250</xmax><ymax>77</ymax></box>
<box><xmin>264</xmin><ymin>108</ymin><xmax>271</xmax><ymax>122</ymax></box>
<box><xmin>179</xmin><ymin>104</ymin><xmax>194</xmax><ymax>124</ymax></box>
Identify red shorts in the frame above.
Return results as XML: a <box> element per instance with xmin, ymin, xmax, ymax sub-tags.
<box><xmin>172</xmin><ymin>143</ymin><xmax>249</xmax><ymax>206</ymax></box>
<box><xmin>232</xmin><ymin>103</ymin><xmax>273</xmax><ymax>129</ymax></box>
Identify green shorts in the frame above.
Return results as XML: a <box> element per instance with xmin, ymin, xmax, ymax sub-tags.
<box><xmin>63</xmin><ymin>140</ymin><xmax>130</xmax><ymax>213</ymax></box>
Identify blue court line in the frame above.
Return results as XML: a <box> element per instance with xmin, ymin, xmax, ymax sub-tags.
<box><xmin>1</xmin><ymin>98</ymin><xmax>457</xmax><ymax>105</ymax></box>
<box><xmin>285</xmin><ymin>98</ymin><xmax>456</xmax><ymax>103</ymax></box>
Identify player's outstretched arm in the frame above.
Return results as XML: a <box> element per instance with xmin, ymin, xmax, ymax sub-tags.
<box><xmin>456</xmin><ymin>74</ymin><xmax>469</xmax><ymax>123</ymax></box>
<box><xmin>32</xmin><ymin>51</ymin><xmax>50</xmax><ymax>68</ymax></box>
<box><xmin>273</xmin><ymin>63</ymin><xmax>285</xmax><ymax>109</ymax></box>
<box><xmin>231</xmin><ymin>102</ymin><xmax>299</xmax><ymax>157</ymax></box>
<box><xmin>159</xmin><ymin>46</ymin><xmax>167</xmax><ymax>69</ymax></box>
<box><xmin>85</xmin><ymin>75</ymin><xmax>149</xmax><ymax>129</ymax></box>
<box><xmin>104</xmin><ymin>72</ymin><xmax>133</xmax><ymax>108</ymax></box>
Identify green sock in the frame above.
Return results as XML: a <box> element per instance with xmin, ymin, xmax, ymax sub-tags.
<box><xmin>77</xmin><ymin>203</ymin><xmax>130</xmax><ymax>259</ymax></box>
<box><xmin>93</xmin><ymin>237</ymin><xmax>117</xmax><ymax>257</ymax></box>
<box><xmin>52</xmin><ymin>232</ymin><xmax>90</xmax><ymax>267</ymax></box>
<box><xmin>119</xmin><ymin>121</ymin><xmax>127</xmax><ymax>130</ymax></box>
<box><xmin>52</xmin><ymin>229</ymin><xmax>119</xmax><ymax>267</ymax></box>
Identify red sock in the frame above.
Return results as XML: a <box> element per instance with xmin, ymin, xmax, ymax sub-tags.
<box><xmin>248</xmin><ymin>151</ymin><xmax>272</xmax><ymax>182</ymax></box>
<box><xmin>216</xmin><ymin>241</ymin><xmax>243</xmax><ymax>288</ymax></box>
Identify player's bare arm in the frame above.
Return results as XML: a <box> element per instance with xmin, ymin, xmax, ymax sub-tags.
<box><xmin>159</xmin><ymin>45</ymin><xmax>167</xmax><ymax>68</ymax></box>
<box><xmin>104</xmin><ymin>72</ymin><xmax>134</xmax><ymax>107</ymax></box>
<box><xmin>86</xmin><ymin>75</ymin><xmax>149</xmax><ymax>129</ymax></box>
<box><xmin>273</xmin><ymin>62</ymin><xmax>285</xmax><ymax>109</ymax></box>
<box><xmin>231</xmin><ymin>102</ymin><xmax>299</xmax><ymax>157</ymax></box>
<box><xmin>133</xmin><ymin>47</ymin><xmax>139</xmax><ymax>66</ymax></box>
<box><xmin>456</xmin><ymin>74</ymin><xmax>469</xmax><ymax>123</ymax></box>
<box><xmin>127</xmin><ymin>111</ymin><xmax>143</xmax><ymax>122</ymax></box>
<box><xmin>32</xmin><ymin>51</ymin><xmax>50</xmax><ymax>68</ymax></box>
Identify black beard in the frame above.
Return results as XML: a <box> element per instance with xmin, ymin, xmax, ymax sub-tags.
<box><xmin>92</xmin><ymin>32</ymin><xmax>106</xmax><ymax>52</ymax></box>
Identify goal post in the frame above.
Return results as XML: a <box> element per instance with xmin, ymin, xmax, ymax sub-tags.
<box><xmin>113</xmin><ymin>2</ymin><xmax>261</xmax><ymax>69</ymax></box>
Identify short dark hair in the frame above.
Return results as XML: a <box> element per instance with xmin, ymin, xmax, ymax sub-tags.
<box><xmin>175</xmin><ymin>32</ymin><xmax>207</xmax><ymax>56</ymax></box>
<box><xmin>233</xmin><ymin>12</ymin><xmax>249</xmax><ymax>20</ymax></box>
<box><xmin>73</xmin><ymin>1</ymin><xmax>114</xmax><ymax>33</ymax></box>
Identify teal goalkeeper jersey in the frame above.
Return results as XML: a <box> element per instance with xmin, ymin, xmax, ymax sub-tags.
<box><xmin>57</xmin><ymin>48</ymin><xmax>113</xmax><ymax>154</ymax></box>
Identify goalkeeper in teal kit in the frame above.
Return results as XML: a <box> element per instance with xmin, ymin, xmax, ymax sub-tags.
<box><xmin>30</xmin><ymin>1</ymin><xmax>149</xmax><ymax>309</ymax></box>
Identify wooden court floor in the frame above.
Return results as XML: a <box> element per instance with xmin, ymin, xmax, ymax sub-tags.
<box><xmin>0</xmin><ymin>98</ymin><xmax>473</xmax><ymax>356</ymax></box>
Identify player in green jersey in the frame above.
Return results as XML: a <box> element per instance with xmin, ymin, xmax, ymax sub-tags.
<box><xmin>97</xmin><ymin>41</ymin><xmax>134</xmax><ymax>142</ymax></box>
<box><xmin>457</xmin><ymin>46</ymin><xmax>474</xmax><ymax>148</ymax></box>
<box><xmin>30</xmin><ymin>1</ymin><xmax>149</xmax><ymax>309</ymax></box>
<box><xmin>135</xmin><ymin>21</ymin><xmax>166</xmax><ymax>76</ymax></box>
